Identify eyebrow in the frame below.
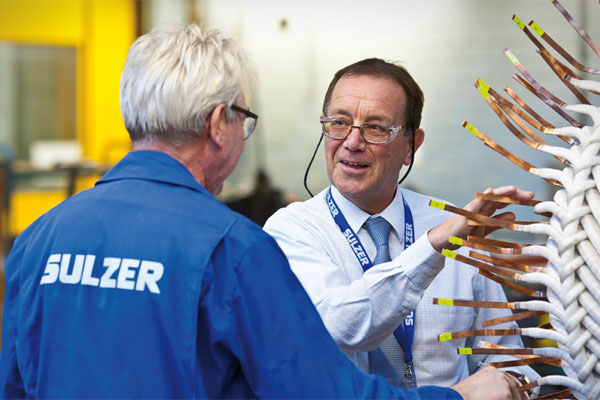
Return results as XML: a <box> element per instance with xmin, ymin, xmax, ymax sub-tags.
<box><xmin>327</xmin><ymin>108</ymin><xmax>396</xmax><ymax>123</ymax></box>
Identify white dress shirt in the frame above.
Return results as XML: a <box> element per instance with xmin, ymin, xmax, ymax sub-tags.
<box><xmin>264</xmin><ymin>185</ymin><xmax>540</xmax><ymax>389</ymax></box>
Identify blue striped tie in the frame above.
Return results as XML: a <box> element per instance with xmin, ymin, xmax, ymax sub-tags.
<box><xmin>364</xmin><ymin>216</ymin><xmax>413</xmax><ymax>388</ymax></box>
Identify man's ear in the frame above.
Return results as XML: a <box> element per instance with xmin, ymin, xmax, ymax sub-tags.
<box><xmin>403</xmin><ymin>128</ymin><xmax>425</xmax><ymax>166</ymax></box>
<box><xmin>205</xmin><ymin>103</ymin><xmax>229</xmax><ymax>147</ymax></box>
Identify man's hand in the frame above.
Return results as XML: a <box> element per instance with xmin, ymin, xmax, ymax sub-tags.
<box><xmin>450</xmin><ymin>366</ymin><xmax>527</xmax><ymax>400</ymax></box>
<box><xmin>427</xmin><ymin>186</ymin><xmax>534</xmax><ymax>253</ymax></box>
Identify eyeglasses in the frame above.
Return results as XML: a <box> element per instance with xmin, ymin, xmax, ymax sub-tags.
<box><xmin>231</xmin><ymin>104</ymin><xmax>259</xmax><ymax>140</ymax></box>
<box><xmin>319</xmin><ymin>116</ymin><xmax>406</xmax><ymax>145</ymax></box>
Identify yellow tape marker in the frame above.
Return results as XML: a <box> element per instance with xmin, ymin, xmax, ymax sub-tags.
<box><xmin>463</xmin><ymin>122</ymin><xmax>478</xmax><ymax>136</ymax></box>
<box><xmin>442</xmin><ymin>249</ymin><xmax>457</xmax><ymax>259</ymax></box>
<box><xmin>478</xmin><ymin>85</ymin><xmax>489</xmax><ymax>100</ymax></box>
<box><xmin>512</xmin><ymin>15</ymin><xmax>525</xmax><ymax>30</ymax></box>
<box><xmin>458</xmin><ymin>348</ymin><xmax>473</xmax><ymax>355</ymax></box>
<box><xmin>504</xmin><ymin>49</ymin><xmax>520</xmax><ymax>66</ymax></box>
<box><xmin>439</xmin><ymin>332</ymin><xmax>453</xmax><ymax>342</ymax></box>
<box><xmin>437</xmin><ymin>298</ymin><xmax>454</xmax><ymax>306</ymax></box>
<box><xmin>449</xmin><ymin>236</ymin><xmax>463</xmax><ymax>246</ymax></box>
<box><xmin>430</xmin><ymin>200</ymin><xmax>446</xmax><ymax>210</ymax></box>
<box><xmin>530</xmin><ymin>22</ymin><xmax>545</xmax><ymax>37</ymax></box>
<box><xmin>477</xmin><ymin>78</ymin><xmax>490</xmax><ymax>92</ymax></box>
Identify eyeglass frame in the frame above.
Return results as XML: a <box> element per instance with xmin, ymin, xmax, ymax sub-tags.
<box><xmin>231</xmin><ymin>104</ymin><xmax>259</xmax><ymax>140</ymax></box>
<box><xmin>319</xmin><ymin>116</ymin><xmax>408</xmax><ymax>145</ymax></box>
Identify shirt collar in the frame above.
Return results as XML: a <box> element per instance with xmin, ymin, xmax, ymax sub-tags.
<box><xmin>329</xmin><ymin>185</ymin><xmax>406</xmax><ymax>239</ymax></box>
<box><xmin>96</xmin><ymin>150</ymin><xmax>209</xmax><ymax>195</ymax></box>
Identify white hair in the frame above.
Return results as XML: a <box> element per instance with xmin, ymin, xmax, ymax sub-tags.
<box><xmin>119</xmin><ymin>23</ymin><xmax>256</xmax><ymax>146</ymax></box>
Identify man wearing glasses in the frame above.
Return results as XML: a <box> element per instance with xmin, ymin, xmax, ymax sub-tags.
<box><xmin>0</xmin><ymin>26</ymin><xmax>521</xmax><ymax>399</ymax></box>
<box><xmin>264</xmin><ymin>58</ymin><xmax>538</xmax><ymax>396</ymax></box>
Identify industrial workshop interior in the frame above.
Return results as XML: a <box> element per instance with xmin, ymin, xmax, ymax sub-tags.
<box><xmin>1</xmin><ymin>0</ymin><xmax>600</xmax><ymax>398</ymax></box>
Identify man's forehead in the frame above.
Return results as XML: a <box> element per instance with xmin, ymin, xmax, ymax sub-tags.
<box><xmin>329</xmin><ymin>75</ymin><xmax>406</xmax><ymax>118</ymax></box>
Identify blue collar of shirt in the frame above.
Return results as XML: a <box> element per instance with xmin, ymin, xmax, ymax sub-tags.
<box><xmin>96</xmin><ymin>150</ymin><xmax>210</xmax><ymax>195</ymax></box>
<box><xmin>329</xmin><ymin>185</ymin><xmax>406</xmax><ymax>242</ymax></box>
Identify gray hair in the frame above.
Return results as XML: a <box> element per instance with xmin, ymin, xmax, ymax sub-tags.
<box><xmin>119</xmin><ymin>24</ymin><xmax>256</xmax><ymax>146</ymax></box>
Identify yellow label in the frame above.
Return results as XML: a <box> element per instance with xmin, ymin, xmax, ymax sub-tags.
<box><xmin>530</xmin><ymin>22</ymin><xmax>544</xmax><ymax>36</ymax></box>
<box><xmin>449</xmin><ymin>236</ymin><xmax>463</xmax><ymax>246</ymax></box>
<box><xmin>512</xmin><ymin>15</ymin><xmax>525</xmax><ymax>30</ymax></box>
<box><xmin>504</xmin><ymin>49</ymin><xmax>519</xmax><ymax>65</ymax></box>
<box><xmin>463</xmin><ymin>122</ymin><xmax>478</xmax><ymax>136</ymax></box>
<box><xmin>442</xmin><ymin>249</ymin><xmax>457</xmax><ymax>259</ymax></box>
<box><xmin>458</xmin><ymin>348</ymin><xmax>473</xmax><ymax>355</ymax></box>
<box><xmin>477</xmin><ymin>78</ymin><xmax>490</xmax><ymax>92</ymax></box>
<box><xmin>439</xmin><ymin>333</ymin><xmax>453</xmax><ymax>342</ymax></box>
<box><xmin>478</xmin><ymin>85</ymin><xmax>489</xmax><ymax>100</ymax></box>
<box><xmin>437</xmin><ymin>298</ymin><xmax>454</xmax><ymax>306</ymax></box>
<box><xmin>430</xmin><ymin>200</ymin><xmax>446</xmax><ymax>210</ymax></box>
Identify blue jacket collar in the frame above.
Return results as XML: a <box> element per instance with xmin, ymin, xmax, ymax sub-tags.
<box><xmin>96</xmin><ymin>150</ymin><xmax>208</xmax><ymax>194</ymax></box>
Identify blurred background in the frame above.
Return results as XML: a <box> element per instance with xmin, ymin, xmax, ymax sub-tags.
<box><xmin>0</xmin><ymin>0</ymin><xmax>599</xmax><ymax>388</ymax></box>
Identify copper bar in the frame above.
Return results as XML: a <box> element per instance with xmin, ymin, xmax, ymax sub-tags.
<box><xmin>432</xmin><ymin>298</ymin><xmax>516</xmax><ymax>309</ymax></box>
<box><xmin>534</xmin><ymin>388</ymin><xmax>574</xmax><ymax>399</ymax></box>
<box><xmin>485</xmin><ymin>84</ymin><xmax>549</xmax><ymax>133</ymax></box>
<box><xmin>458</xmin><ymin>347</ymin><xmax>534</xmax><ymax>355</ymax></box>
<box><xmin>475</xmin><ymin>192</ymin><xmax>553</xmax><ymax>217</ymax></box>
<box><xmin>488</xmin><ymin>356</ymin><xmax>561</xmax><ymax>368</ymax></box>
<box><xmin>494</xmin><ymin>97</ymin><xmax>572</xmax><ymax>167</ymax></box>
<box><xmin>550</xmin><ymin>0</ymin><xmax>600</xmax><ymax>57</ymax></box>
<box><xmin>466</xmin><ymin>219</ymin><xmax>544</xmax><ymax>228</ymax></box>
<box><xmin>504</xmin><ymin>86</ymin><xmax>555</xmax><ymax>130</ymax></box>
<box><xmin>495</xmin><ymin>100</ymin><xmax>554</xmax><ymax>148</ymax></box>
<box><xmin>478</xmin><ymin>269</ymin><xmax>546</xmax><ymax>298</ymax></box>
<box><xmin>514</xmin><ymin>11</ymin><xmax>590</xmax><ymax>103</ymax></box>
<box><xmin>512</xmin><ymin>74</ymin><xmax>584</xmax><ymax>128</ymax></box>
<box><xmin>477</xmin><ymin>341</ymin><xmax>535</xmax><ymax>356</ymax></box>
<box><xmin>504</xmin><ymin>49</ymin><xmax>565</xmax><ymax>105</ymax></box>
<box><xmin>482</xmin><ymin>310</ymin><xmax>546</xmax><ymax>327</ymax></box>
<box><xmin>467</xmin><ymin>235</ymin><xmax>529</xmax><ymax>248</ymax></box>
<box><xmin>475</xmin><ymin>192</ymin><xmax>542</xmax><ymax>207</ymax></box>
<box><xmin>529</xmin><ymin>20</ymin><xmax>599</xmax><ymax>74</ymax></box>
<box><xmin>518</xmin><ymin>381</ymin><xmax>537</xmax><ymax>394</ymax></box>
<box><xmin>453</xmin><ymin>252</ymin><xmax>518</xmax><ymax>280</ymax></box>
<box><xmin>469</xmin><ymin>251</ymin><xmax>531</xmax><ymax>272</ymax></box>
<box><xmin>480</xmin><ymin>90</ymin><xmax>543</xmax><ymax>149</ymax></box>
<box><xmin>440</xmin><ymin>328</ymin><xmax>519</xmax><ymax>341</ymax></box>
<box><xmin>437</xmin><ymin>200</ymin><xmax>543</xmax><ymax>230</ymax></box>
<box><xmin>536</xmin><ymin>47</ymin><xmax>590</xmax><ymax>104</ymax></box>
<box><xmin>511</xmin><ymin>15</ymin><xmax>585</xmax><ymax>80</ymax></box>
<box><xmin>455</xmin><ymin>239</ymin><xmax>518</xmax><ymax>255</ymax></box>
<box><xmin>462</xmin><ymin>121</ymin><xmax>563</xmax><ymax>186</ymax></box>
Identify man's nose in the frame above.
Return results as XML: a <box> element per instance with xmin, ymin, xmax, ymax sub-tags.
<box><xmin>344</xmin><ymin>126</ymin><xmax>366</xmax><ymax>150</ymax></box>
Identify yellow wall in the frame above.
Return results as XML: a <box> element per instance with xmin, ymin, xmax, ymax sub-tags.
<box><xmin>0</xmin><ymin>0</ymin><xmax>136</xmax><ymax>236</ymax></box>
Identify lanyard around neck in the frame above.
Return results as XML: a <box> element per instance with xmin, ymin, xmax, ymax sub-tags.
<box><xmin>326</xmin><ymin>187</ymin><xmax>414</xmax><ymax>270</ymax></box>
